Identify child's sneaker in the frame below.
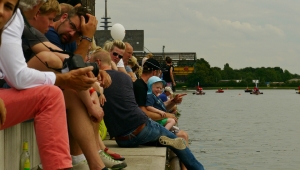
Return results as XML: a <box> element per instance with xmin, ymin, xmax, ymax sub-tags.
<box><xmin>170</xmin><ymin>126</ymin><xmax>180</xmax><ymax>134</ymax></box>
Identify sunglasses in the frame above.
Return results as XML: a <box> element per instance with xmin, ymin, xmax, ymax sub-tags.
<box><xmin>112</xmin><ymin>52</ymin><xmax>123</xmax><ymax>59</ymax></box>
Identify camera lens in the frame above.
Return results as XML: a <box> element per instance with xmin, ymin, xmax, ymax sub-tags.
<box><xmin>85</xmin><ymin>62</ymin><xmax>99</xmax><ymax>77</ymax></box>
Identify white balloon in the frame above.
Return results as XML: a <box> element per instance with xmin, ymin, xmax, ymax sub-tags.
<box><xmin>111</xmin><ymin>23</ymin><xmax>125</xmax><ymax>40</ymax></box>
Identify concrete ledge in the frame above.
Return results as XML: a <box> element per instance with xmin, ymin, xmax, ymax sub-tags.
<box><xmin>1</xmin><ymin>125</ymin><xmax>168</xmax><ymax>170</ymax></box>
<box><xmin>103</xmin><ymin>140</ymin><xmax>167</xmax><ymax>170</ymax></box>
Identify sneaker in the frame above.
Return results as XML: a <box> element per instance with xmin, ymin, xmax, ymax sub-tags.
<box><xmin>99</xmin><ymin>151</ymin><xmax>127</xmax><ymax>169</ymax></box>
<box><xmin>31</xmin><ymin>165</ymin><xmax>42</xmax><ymax>170</ymax></box>
<box><xmin>72</xmin><ymin>160</ymin><xmax>89</xmax><ymax>170</ymax></box>
<box><xmin>104</xmin><ymin>147</ymin><xmax>125</xmax><ymax>161</ymax></box>
<box><xmin>31</xmin><ymin>163</ymin><xmax>77</xmax><ymax>170</ymax></box>
<box><xmin>159</xmin><ymin>136</ymin><xmax>187</xmax><ymax>150</ymax></box>
<box><xmin>172</xmin><ymin>126</ymin><xmax>180</xmax><ymax>131</ymax></box>
<box><xmin>170</xmin><ymin>126</ymin><xmax>180</xmax><ymax>134</ymax></box>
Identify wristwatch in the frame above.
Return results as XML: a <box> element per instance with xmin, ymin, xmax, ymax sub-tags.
<box><xmin>81</xmin><ymin>35</ymin><xmax>92</xmax><ymax>42</ymax></box>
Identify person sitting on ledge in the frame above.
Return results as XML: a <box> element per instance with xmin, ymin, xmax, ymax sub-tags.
<box><xmin>145</xmin><ymin>76</ymin><xmax>177</xmax><ymax>131</ymax></box>
<box><xmin>159</xmin><ymin>86</ymin><xmax>177</xmax><ymax>115</ymax></box>
<box><xmin>90</xmin><ymin>49</ymin><xmax>205</xmax><ymax>170</ymax></box>
<box><xmin>0</xmin><ymin>0</ymin><xmax>98</xmax><ymax>169</ymax></box>
<box><xmin>19</xmin><ymin>1</ymin><xmax>125</xmax><ymax>169</ymax></box>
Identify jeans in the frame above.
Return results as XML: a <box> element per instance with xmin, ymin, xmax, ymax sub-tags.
<box><xmin>116</xmin><ymin>118</ymin><xmax>204</xmax><ymax>170</ymax></box>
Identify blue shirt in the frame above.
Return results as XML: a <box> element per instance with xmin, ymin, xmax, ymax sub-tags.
<box><xmin>146</xmin><ymin>94</ymin><xmax>167</xmax><ymax>112</ymax></box>
<box><xmin>45</xmin><ymin>27</ymin><xmax>76</xmax><ymax>52</ymax></box>
<box><xmin>125</xmin><ymin>65</ymin><xmax>132</xmax><ymax>73</ymax></box>
<box><xmin>158</xmin><ymin>92</ymin><xmax>168</xmax><ymax>102</ymax></box>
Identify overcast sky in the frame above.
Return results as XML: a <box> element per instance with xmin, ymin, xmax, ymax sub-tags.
<box><xmin>95</xmin><ymin>0</ymin><xmax>300</xmax><ymax>74</ymax></box>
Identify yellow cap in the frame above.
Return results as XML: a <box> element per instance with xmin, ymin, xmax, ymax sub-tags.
<box><xmin>23</xmin><ymin>141</ymin><xmax>28</xmax><ymax>151</ymax></box>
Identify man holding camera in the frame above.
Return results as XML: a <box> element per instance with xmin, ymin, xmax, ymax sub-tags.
<box><xmin>20</xmin><ymin>2</ymin><xmax>126</xmax><ymax>170</ymax></box>
<box><xmin>0</xmin><ymin>0</ymin><xmax>105</xmax><ymax>169</ymax></box>
<box><xmin>43</xmin><ymin>5</ymin><xmax>126</xmax><ymax>170</ymax></box>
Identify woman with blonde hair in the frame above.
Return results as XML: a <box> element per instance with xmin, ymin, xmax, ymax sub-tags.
<box><xmin>142</xmin><ymin>53</ymin><xmax>153</xmax><ymax>67</ymax></box>
<box><xmin>126</xmin><ymin>56</ymin><xmax>138</xmax><ymax>81</ymax></box>
<box><xmin>132</xmin><ymin>64</ymin><xmax>142</xmax><ymax>79</ymax></box>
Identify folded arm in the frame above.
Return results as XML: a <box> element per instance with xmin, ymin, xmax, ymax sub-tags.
<box><xmin>146</xmin><ymin>106</ymin><xmax>166</xmax><ymax>117</ymax></box>
<box><xmin>140</xmin><ymin>106</ymin><xmax>177</xmax><ymax>122</ymax></box>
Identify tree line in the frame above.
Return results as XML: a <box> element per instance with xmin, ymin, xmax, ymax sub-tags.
<box><xmin>177</xmin><ymin>58</ymin><xmax>300</xmax><ymax>88</ymax></box>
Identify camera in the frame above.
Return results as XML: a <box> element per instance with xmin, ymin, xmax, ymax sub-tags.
<box><xmin>62</xmin><ymin>54</ymin><xmax>99</xmax><ymax>77</ymax></box>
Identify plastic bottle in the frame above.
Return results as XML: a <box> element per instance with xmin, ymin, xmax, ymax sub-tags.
<box><xmin>20</xmin><ymin>141</ymin><xmax>30</xmax><ymax>170</ymax></box>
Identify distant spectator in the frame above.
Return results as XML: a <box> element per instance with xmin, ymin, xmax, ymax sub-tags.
<box><xmin>126</xmin><ymin>56</ymin><xmax>138</xmax><ymax>81</ymax></box>
<box><xmin>103</xmin><ymin>40</ymin><xmax>127</xmax><ymax>73</ymax></box>
<box><xmin>159</xmin><ymin>86</ymin><xmax>177</xmax><ymax>115</ymax></box>
<box><xmin>162</xmin><ymin>56</ymin><xmax>176</xmax><ymax>92</ymax></box>
<box><xmin>159</xmin><ymin>86</ymin><xmax>173</xmax><ymax>102</ymax></box>
<box><xmin>123</xmin><ymin>42</ymin><xmax>133</xmax><ymax>66</ymax></box>
<box><xmin>131</xmin><ymin>64</ymin><xmax>141</xmax><ymax>79</ymax></box>
<box><xmin>142</xmin><ymin>53</ymin><xmax>153</xmax><ymax>67</ymax></box>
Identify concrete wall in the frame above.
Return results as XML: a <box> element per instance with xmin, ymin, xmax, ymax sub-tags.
<box><xmin>0</xmin><ymin>122</ymin><xmax>40</xmax><ymax>170</ymax></box>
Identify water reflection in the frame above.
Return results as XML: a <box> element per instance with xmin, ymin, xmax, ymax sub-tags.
<box><xmin>178</xmin><ymin>89</ymin><xmax>300</xmax><ymax>170</ymax></box>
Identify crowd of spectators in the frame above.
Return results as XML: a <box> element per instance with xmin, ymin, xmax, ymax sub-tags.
<box><xmin>0</xmin><ymin>0</ymin><xmax>204</xmax><ymax>170</ymax></box>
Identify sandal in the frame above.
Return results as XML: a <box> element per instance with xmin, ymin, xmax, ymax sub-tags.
<box><xmin>104</xmin><ymin>147</ymin><xmax>125</xmax><ymax>161</ymax></box>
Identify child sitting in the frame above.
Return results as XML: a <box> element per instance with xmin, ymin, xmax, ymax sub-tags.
<box><xmin>146</xmin><ymin>76</ymin><xmax>176</xmax><ymax>130</ymax></box>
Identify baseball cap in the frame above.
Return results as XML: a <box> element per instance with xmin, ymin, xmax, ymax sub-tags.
<box><xmin>143</xmin><ymin>58</ymin><xmax>161</xmax><ymax>70</ymax></box>
<box><xmin>164</xmin><ymin>86</ymin><xmax>173</xmax><ymax>94</ymax></box>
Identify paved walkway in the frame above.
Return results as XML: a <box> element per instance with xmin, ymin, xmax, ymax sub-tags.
<box><xmin>103</xmin><ymin>140</ymin><xmax>167</xmax><ymax>170</ymax></box>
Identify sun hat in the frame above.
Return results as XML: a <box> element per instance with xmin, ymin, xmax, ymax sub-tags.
<box><xmin>147</xmin><ymin>76</ymin><xmax>166</xmax><ymax>94</ymax></box>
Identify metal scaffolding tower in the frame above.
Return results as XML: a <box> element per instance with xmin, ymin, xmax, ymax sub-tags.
<box><xmin>100</xmin><ymin>0</ymin><xmax>112</xmax><ymax>30</ymax></box>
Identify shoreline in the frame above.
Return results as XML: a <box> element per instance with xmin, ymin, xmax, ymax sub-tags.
<box><xmin>176</xmin><ymin>87</ymin><xmax>299</xmax><ymax>90</ymax></box>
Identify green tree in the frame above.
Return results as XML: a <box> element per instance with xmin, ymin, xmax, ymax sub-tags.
<box><xmin>183</xmin><ymin>58</ymin><xmax>299</xmax><ymax>87</ymax></box>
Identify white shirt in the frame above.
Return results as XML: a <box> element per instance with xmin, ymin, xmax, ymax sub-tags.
<box><xmin>116</xmin><ymin>59</ymin><xmax>125</xmax><ymax>68</ymax></box>
<box><xmin>0</xmin><ymin>9</ymin><xmax>56</xmax><ymax>90</ymax></box>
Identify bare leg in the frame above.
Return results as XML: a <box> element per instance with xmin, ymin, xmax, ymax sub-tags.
<box><xmin>26</xmin><ymin>51</ymin><xmax>104</xmax><ymax>169</ymax></box>
<box><xmin>64</xmin><ymin>89</ymin><xmax>105</xmax><ymax>170</ymax></box>
<box><xmin>165</xmin><ymin>118</ymin><xmax>176</xmax><ymax>130</ymax></box>
<box><xmin>92</xmin><ymin>120</ymin><xmax>124</xmax><ymax>159</ymax></box>
<box><xmin>92</xmin><ymin>121</ymin><xmax>101</xmax><ymax>150</ymax></box>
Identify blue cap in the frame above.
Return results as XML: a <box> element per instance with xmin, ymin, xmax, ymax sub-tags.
<box><xmin>147</xmin><ymin>76</ymin><xmax>166</xmax><ymax>94</ymax></box>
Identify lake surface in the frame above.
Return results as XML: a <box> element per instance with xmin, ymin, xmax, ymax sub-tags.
<box><xmin>177</xmin><ymin>89</ymin><xmax>300</xmax><ymax>170</ymax></box>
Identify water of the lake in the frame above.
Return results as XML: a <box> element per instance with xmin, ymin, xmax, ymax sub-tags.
<box><xmin>177</xmin><ymin>89</ymin><xmax>300</xmax><ymax>170</ymax></box>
